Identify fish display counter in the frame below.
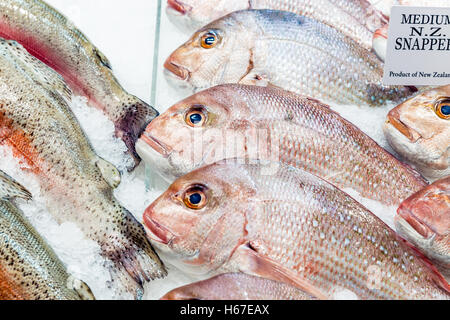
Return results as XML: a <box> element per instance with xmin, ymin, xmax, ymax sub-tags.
<box><xmin>0</xmin><ymin>0</ymin><xmax>448</xmax><ymax>301</ymax></box>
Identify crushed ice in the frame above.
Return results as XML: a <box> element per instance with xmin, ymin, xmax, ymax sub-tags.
<box><xmin>0</xmin><ymin>93</ymin><xmax>427</xmax><ymax>300</ymax></box>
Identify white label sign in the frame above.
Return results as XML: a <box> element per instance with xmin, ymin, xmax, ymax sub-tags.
<box><xmin>383</xmin><ymin>6</ymin><xmax>450</xmax><ymax>86</ymax></box>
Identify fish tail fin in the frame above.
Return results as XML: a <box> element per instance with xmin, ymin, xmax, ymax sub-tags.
<box><xmin>0</xmin><ymin>170</ymin><xmax>32</xmax><ymax>201</ymax></box>
<box><xmin>114</xmin><ymin>96</ymin><xmax>159</xmax><ymax>170</ymax></box>
<box><xmin>367</xmin><ymin>84</ymin><xmax>418</xmax><ymax>105</ymax></box>
<box><xmin>102</xmin><ymin>208</ymin><xmax>167</xmax><ymax>299</ymax></box>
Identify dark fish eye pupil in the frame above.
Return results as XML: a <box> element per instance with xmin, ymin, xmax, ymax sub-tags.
<box><xmin>441</xmin><ymin>104</ymin><xmax>450</xmax><ymax>115</ymax></box>
<box><xmin>190</xmin><ymin>113</ymin><xmax>203</xmax><ymax>124</ymax></box>
<box><xmin>205</xmin><ymin>36</ymin><xmax>215</xmax><ymax>45</ymax></box>
<box><xmin>189</xmin><ymin>193</ymin><xmax>202</xmax><ymax>205</ymax></box>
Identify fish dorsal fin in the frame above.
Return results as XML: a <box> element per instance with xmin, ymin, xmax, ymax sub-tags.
<box><xmin>236</xmin><ymin>242</ymin><xmax>328</xmax><ymax>300</ymax></box>
<box><xmin>95</xmin><ymin>157</ymin><xmax>121</xmax><ymax>189</ymax></box>
<box><xmin>67</xmin><ymin>276</ymin><xmax>96</xmax><ymax>300</ymax></box>
<box><xmin>0</xmin><ymin>170</ymin><xmax>32</xmax><ymax>201</ymax></box>
<box><xmin>93</xmin><ymin>48</ymin><xmax>112</xmax><ymax>70</ymax></box>
<box><xmin>2</xmin><ymin>39</ymin><xmax>72</xmax><ymax>102</ymax></box>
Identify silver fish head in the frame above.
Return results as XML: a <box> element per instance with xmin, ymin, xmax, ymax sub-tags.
<box><xmin>384</xmin><ymin>85</ymin><xmax>450</xmax><ymax>179</ymax></box>
<box><xmin>166</xmin><ymin>0</ymin><xmax>250</xmax><ymax>31</ymax></box>
<box><xmin>396</xmin><ymin>177</ymin><xmax>450</xmax><ymax>266</ymax></box>
<box><xmin>143</xmin><ymin>161</ymin><xmax>252</xmax><ymax>274</ymax></box>
<box><xmin>137</xmin><ymin>85</ymin><xmax>251</xmax><ymax>181</ymax></box>
<box><xmin>164</xmin><ymin>11</ymin><xmax>257</xmax><ymax>91</ymax></box>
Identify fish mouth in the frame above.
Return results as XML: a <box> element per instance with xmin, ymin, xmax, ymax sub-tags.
<box><xmin>139</xmin><ymin>133</ymin><xmax>171</xmax><ymax>158</ymax></box>
<box><xmin>386</xmin><ymin>111</ymin><xmax>417</xmax><ymax>142</ymax></box>
<box><xmin>167</xmin><ymin>0</ymin><xmax>191</xmax><ymax>15</ymax></box>
<box><xmin>144</xmin><ymin>215</ymin><xmax>174</xmax><ymax>245</ymax></box>
<box><xmin>397</xmin><ymin>209</ymin><xmax>433</xmax><ymax>239</ymax></box>
<box><xmin>164</xmin><ymin>59</ymin><xmax>190</xmax><ymax>82</ymax></box>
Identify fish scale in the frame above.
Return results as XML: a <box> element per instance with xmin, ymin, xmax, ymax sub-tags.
<box><xmin>161</xmin><ymin>273</ymin><xmax>315</xmax><ymax>300</ymax></box>
<box><xmin>252</xmin><ymin>10</ymin><xmax>390</xmax><ymax>105</ymax></box>
<box><xmin>0</xmin><ymin>170</ymin><xmax>92</xmax><ymax>300</ymax></box>
<box><xmin>0</xmin><ymin>0</ymin><xmax>159</xmax><ymax>167</ymax></box>
<box><xmin>166</xmin><ymin>10</ymin><xmax>415</xmax><ymax>106</ymax></box>
<box><xmin>138</xmin><ymin>84</ymin><xmax>427</xmax><ymax>206</ymax></box>
<box><xmin>168</xmin><ymin>0</ymin><xmax>387</xmax><ymax>49</ymax></box>
<box><xmin>144</xmin><ymin>161</ymin><xmax>449</xmax><ymax>300</ymax></box>
<box><xmin>0</xmin><ymin>38</ymin><xmax>166</xmax><ymax>298</ymax></box>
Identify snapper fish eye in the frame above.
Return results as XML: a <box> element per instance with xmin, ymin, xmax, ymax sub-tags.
<box><xmin>183</xmin><ymin>185</ymin><xmax>208</xmax><ymax>210</ymax></box>
<box><xmin>185</xmin><ymin>105</ymin><xmax>208</xmax><ymax>127</ymax></box>
<box><xmin>201</xmin><ymin>31</ymin><xmax>220</xmax><ymax>49</ymax></box>
<box><xmin>435</xmin><ymin>98</ymin><xmax>450</xmax><ymax>119</ymax></box>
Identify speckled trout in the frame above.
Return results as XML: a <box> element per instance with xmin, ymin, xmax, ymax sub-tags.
<box><xmin>167</xmin><ymin>0</ymin><xmax>388</xmax><ymax>49</ymax></box>
<box><xmin>0</xmin><ymin>0</ymin><xmax>159</xmax><ymax>166</ymax></box>
<box><xmin>0</xmin><ymin>170</ymin><xmax>94</xmax><ymax>300</ymax></box>
<box><xmin>144</xmin><ymin>160</ymin><xmax>449</xmax><ymax>300</ymax></box>
<box><xmin>161</xmin><ymin>273</ymin><xmax>315</xmax><ymax>300</ymax></box>
<box><xmin>0</xmin><ymin>38</ymin><xmax>166</xmax><ymax>298</ymax></box>
<box><xmin>164</xmin><ymin>10</ymin><xmax>416</xmax><ymax>106</ymax></box>
<box><xmin>137</xmin><ymin>84</ymin><xmax>427</xmax><ymax>207</ymax></box>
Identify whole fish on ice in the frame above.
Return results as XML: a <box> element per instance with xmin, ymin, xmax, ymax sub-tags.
<box><xmin>137</xmin><ymin>84</ymin><xmax>427</xmax><ymax>207</ymax></box>
<box><xmin>164</xmin><ymin>10</ymin><xmax>416</xmax><ymax>106</ymax></box>
<box><xmin>167</xmin><ymin>0</ymin><xmax>388</xmax><ymax>49</ymax></box>
<box><xmin>161</xmin><ymin>273</ymin><xmax>315</xmax><ymax>300</ymax></box>
<box><xmin>144</xmin><ymin>160</ymin><xmax>449</xmax><ymax>300</ymax></box>
<box><xmin>396</xmin><ymin>177</ymin><xmax>449</xmax><ymax>280</ymax></box>
<box><xmin>0</xmin><ymin>39</ymin><xmax>166</xmax><ymax>298</ymax></box>
<box><xmin>384</xmin><ymin>85</ymin><xmax>450</xmax><ymax>180</ymax></box>
<box><xmin>0</xmin><ymin>0</ymin><xmax>159</xmax><ymax>167</ymax></box>
<box><xmin>0</xmin><ymin>170</ymin><xmax>94</xmax><ymax>300</ymax></box>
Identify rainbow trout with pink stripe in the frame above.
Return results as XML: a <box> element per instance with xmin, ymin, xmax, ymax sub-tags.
<box><xmin>144</xmin><ymin>160</ymin><xmax>449</xmax><ymax>300</ymax></box>
<box><xmin>0</xmin><ymin>0</ymin><xmax>159</xmax><ymax>167</ymax></box>
<box><xmin>0</xmin><ymin>38</ymin><xmax>166</xmax><ymax>298</ymax></box>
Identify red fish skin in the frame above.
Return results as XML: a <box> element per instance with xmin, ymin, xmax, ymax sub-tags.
<box><xmin>396</xmin><ymin>177</ymin><xmax>450</xmax><ymax>281</ymax></box>
<box><xmin>144</xmin><ymin>160</ymin><xmax>449</xmax><ymax>300</ymax></box>
<box><xmin>0</xmin><ymin>38</ymin><xmax>166</xmax><ymax>298</ymax></box>
<box><xmin>160</xmin><ymin>273</ymin><xmax>316</xmax><ymax>300</ymax></box>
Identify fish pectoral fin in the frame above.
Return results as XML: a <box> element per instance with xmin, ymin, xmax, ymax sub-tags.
<box><xmin>0</xmin><ymin>170</ymin><xmax>32</xmax><ymax>201</ymax></box>
<box><xmin>239</xmin><ymin>69</ymin><xmax>270</xmax><ymax>87</ymax></box>
<box><xmin>67</xmin><ymin>276</ymin><xmax>95</xmax><ymax>300</ymax></box>
<box><xmin>236</xmin><ymin>242</ymin><xmax>328</xmax><ymax>300</ymax></box>
<box><xmin>95</xmin><ymin>158</ymin><xmax>121</xmax><ymax>189</ymax></box>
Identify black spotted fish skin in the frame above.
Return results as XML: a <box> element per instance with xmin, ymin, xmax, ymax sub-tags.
<box><xmin>0</xmin><ymin>0</ymin><xmax>159</xmax><ymax>166</ymax></box>
<box><xmin>0</xmin><ymin>39</ymin><xmax>166</xmax><ymax>298</ymax></box>
<box><xmin>0</xmin><ymin>170</ymin><xmax>87</xmax><ymax>300</ymax></box>
<box><xmin>168</xmin><ymin>0</ymin><xmax>388</xmax><ymax>49</ymax></box>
